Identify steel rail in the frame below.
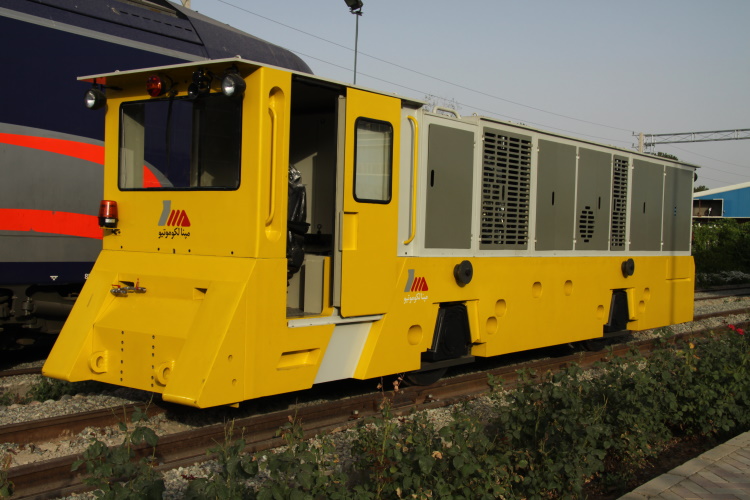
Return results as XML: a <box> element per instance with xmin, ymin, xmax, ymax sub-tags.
<box><xmin>0</xmin><ymin>367</ymin><xmax>42</xmax><ymax>379</ymax></box>
<box><xmin>694</xmin><ymin>306</ymin><xmax>750</xmax><ymax>321</ymax></box>
<box><xmin>0</xmin><ymin>403</ymin><xmax>164</xmax><ymax>445</ymax></box>
<box><xmin>694</xmin><ymin>285</ymin><xmax>750</xmax><ymax>302</ymax></box>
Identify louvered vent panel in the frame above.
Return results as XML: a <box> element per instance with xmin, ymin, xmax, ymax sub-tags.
<box><xmin>578</xmin><ymin>206</ymin><xmax>595</xmax><ymax>243</ymax></box>
<box><xmin>481</xmin><ymin>130</ymin><xmax>532</xmax><ymax>249</ymax></box>
<box><xmin>610</xmin><ymin>157</ymin><xmax>629</xmax><ymax>250</ymax></box>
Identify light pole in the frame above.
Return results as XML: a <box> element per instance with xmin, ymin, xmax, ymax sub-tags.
<box><xmin>344</xmin><ymin>0</ymin><xmax>363</xmax><ymax>85</ymax></box>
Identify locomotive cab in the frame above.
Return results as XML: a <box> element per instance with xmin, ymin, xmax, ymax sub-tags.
<box><xmin>43</xmin><ymin>60</ymin><xmax>412</xmax><ymax>407</ymax></box>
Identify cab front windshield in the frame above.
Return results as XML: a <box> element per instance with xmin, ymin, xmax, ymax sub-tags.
<box><xmin>119</xmin><ymin>93</ymin><xmax>242</xmax><ymax>190</ymax></box>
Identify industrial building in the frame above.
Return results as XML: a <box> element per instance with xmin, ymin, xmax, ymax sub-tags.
<box><xmin>693</xmin><ymin>182</ymin><xmax>750</xmax><ymax>221</ymax></box>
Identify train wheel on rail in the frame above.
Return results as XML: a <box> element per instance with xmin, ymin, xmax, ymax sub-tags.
<box><xmin>405</xmin><ymin>367</ymin><xmax>448</xmax><ymax>386</ymax></box>
<box><xmin>406</xmin><ymin>302</ymin><xmax>473</xmax><ymax>386</ymax></box>
<box><xmin>582</xmin><ymin>338</ymin><xmax>606</xmax><ymax>352</ymax></box>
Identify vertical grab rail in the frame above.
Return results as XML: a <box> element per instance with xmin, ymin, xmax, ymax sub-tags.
<box><xmin>266</xmin><ymin>105</ymin><xmax>278</xmax><ymax>226</ymax></box>
<box><xmin>403</xmin><ymin>115</ymin><xmax>419</xmax><ymax>244</ymax></box>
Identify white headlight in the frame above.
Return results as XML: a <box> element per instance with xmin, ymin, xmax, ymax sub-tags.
<box><xmin>85</xmin><ymin>88</ymin><xmax>106</xmax><ymax>110</ymax></box>
<box><xmin>222</xmin><ymin>73</ymin><xmax>246</xmax><ymax>98</ymax></box>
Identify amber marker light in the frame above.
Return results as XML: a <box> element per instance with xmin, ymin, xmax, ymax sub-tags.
<box><xmin>98</xmin><ymin>200</ymin><xmax>118</xmax><ymax>228</ymax></box>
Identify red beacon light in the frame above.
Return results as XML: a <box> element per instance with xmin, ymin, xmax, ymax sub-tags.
<box><xmin>98</xmin><ymin>200</ymin><xmax>118</xmax><ymax>229</ymax></box>
<box><xmin>146</xmin><ymin>75</ymin><xmax>166</xmax><ymax>97</ymax></box>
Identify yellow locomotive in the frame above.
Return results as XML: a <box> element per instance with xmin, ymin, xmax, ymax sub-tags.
<box><xmin>43</xmin><ymin>59</ymin><xmax>695</xmax><ymax>408</ymax></box>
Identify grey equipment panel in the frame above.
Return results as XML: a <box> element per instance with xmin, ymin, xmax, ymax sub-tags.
<box><xmin>630</xmin><ymin>160</ymin><xmax>664</xmax><ymax>251</ymax></box>
<box><xmin>535</xmin><ymin>140</ymin><xmax>576</xmax><ymax>250</ymax></box>
<box><xmin>610</xmin><ymin>156</ymin><xmax>629</xmax><ymax>251</ymax></box>
<box><xmin>424</xmin><ymin>124</ymin><xmax>474</xmax><ymax>249</ymax></box>
<box><xmin>575</xmin><ymin>148</ymin><xmax>612</xmax><ymax>251</ymax></box>
<box><xmin>662</xmin><ymin>167</ymin><xmax>693</xmax><ymax>251</ymax></box>
<box><xmin>480</xmin><ymin>128</ymin><xmax>532</xmax><ymax>250</ymax></box>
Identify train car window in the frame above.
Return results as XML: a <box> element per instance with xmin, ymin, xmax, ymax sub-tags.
<box><xmin>119</xmin><ymin>94</ymin><xmax>241</xmax><ymax>190</ymax></box>
<box><xmin>353</xmin><ymin>118</ymin><xmax>393</xmax><ymax>203</ymax></box>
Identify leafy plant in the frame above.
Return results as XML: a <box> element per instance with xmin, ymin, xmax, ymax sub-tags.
<box><xmin>590</xmin><ymin>352</ymin><xmax>674</xmax><ymax>487</ymax></box>
<box><xmin>693</xmin><ymin>220</ymin><xmax>750</xmax><ymax>275</ymax></box>
<box><xmin>491</xmin><ymin>366</ymin><xmax>608</xmax><ymax>498</ymax></box>
<box><xmin>481</xmin><ymin>325</ymin><xmax>750</xmax><ymax>497</ymax></box>
<box><xmin>184</xmin><ymin>422</ymin><xmax>257</xmax><ymax>500</ymax></box>
<box><xmin>72</xmin><ymin>405</ymin><xmax>164</xmax><ymax>499</ymax></box>
<box><xmin>26</xmin><ymin>377</ymin><xmax>107</xmax><ymax>402</ymax></box>
<box><xmin>0</xmin><ymin>389</ymin><xmax>20</xmax><ymax>407</ymax></box>
<box><xmin>257</xmin><ymin>414</ymin><xmax>348</xmax><ymax>499</ymax></box>
<box><xmin>0</xmin><ymin>453</ymin><xmax>13</xmax><ymax>498</ymax></box>
<box><xmin>61</xmin><ymin>324</ymin><xmax>750</xmax><ymax>499</ymax></box>
<box><xmin>348</xmin><ymin>400</ymin><xmax>517</xmax><ymax>499</ymax></box>
<box><xmin>186</xmin><ymin>415</ymin><xmax>348</xmax><ymax>499</ymax></box>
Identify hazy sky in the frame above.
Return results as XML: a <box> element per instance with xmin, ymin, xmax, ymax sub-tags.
<box><xmin>192</xmin><ymin>0</ymin><xmax>749</xmax><ymax>189</ymax></box>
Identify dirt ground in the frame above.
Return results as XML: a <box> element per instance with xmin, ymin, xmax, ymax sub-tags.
<box><xmin>586</xmin><ymin>433</ymin><xmax>725</xmax><ymax>499</ymax></box>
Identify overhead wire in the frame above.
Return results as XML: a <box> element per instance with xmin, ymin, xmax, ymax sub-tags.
<box><xmin>667</xmin><ymin>145</ymin><xmax>749</xmax><ymax>170</ymax></box>
<box><xmin>296</xmin><ymin>49</ymin><xmax>631</xmax><ymax>145</ymax></box>
<box><xmin>660</xmin><ymin>145</ymin><xmax>750</xmax><ymax>185</ymax></box>
<box><xmin>212</xmin><ymin>0</ymin><xmax>632</xmax><ymax>134</ymax></box>
<box><xmin>211</xmin><ymin>0</ymin><xmax>746</xmax><ymax>178</ymax></box>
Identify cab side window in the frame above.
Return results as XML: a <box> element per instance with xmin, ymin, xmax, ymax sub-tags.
<box><xmin>354</xmin><ymin>118</ymin><xmax>393</xmax><ymax>203</ymax></box>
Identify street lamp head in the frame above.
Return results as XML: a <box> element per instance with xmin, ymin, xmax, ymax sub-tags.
<box><xmin>344</xmin><ymin>0</ymin><xmax>363</xmax><ymax>13</ymax></box>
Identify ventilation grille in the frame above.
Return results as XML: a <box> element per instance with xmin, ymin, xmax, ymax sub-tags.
<box><xmin>610</xmin><ymin>157</ymin><xmax>629</xmax><ymax>250</ymax></box>
<box><xmin>578</xmin><ymin>206</ymin><xmax>595</xmax><ymax>243</ymax></box>
<box><xmin>480</xmin><ymin>130</ymin><xmax>532</xmax><ymax>249</ymax></box>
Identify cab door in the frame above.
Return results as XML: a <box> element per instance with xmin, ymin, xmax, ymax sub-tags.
<box><xmin>336</xmin><ymin>88</ymin><xmax>401</xmax><ymax>317</ymax></box>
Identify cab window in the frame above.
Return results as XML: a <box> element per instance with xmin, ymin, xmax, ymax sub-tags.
<box><xmin>119</xmin><ymin>94</ymin><xmax>241</xmax><ymax>190</ymax></box>
<box><xmin>353</xmin><ymin>118</ymin><xmax>393</xmax><ymax>203</ymax></box>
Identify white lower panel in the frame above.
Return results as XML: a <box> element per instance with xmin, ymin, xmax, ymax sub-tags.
<box><xmin>313</xmin><ymin>322</ymin><xmax>371</xmax><ymax>384</ymax></box>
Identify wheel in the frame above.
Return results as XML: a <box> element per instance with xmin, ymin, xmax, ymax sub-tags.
<box><xmin>582</xmin><ymin>338</ymin><xmax>606</xmax><ymax>352</ymax></box>
<box><xmin>405</xmin><ymin>368</ymin><xmax>447</xmax><ymax>386</ymax></box>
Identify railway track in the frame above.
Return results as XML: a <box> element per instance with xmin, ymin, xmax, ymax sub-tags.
<box><xmin>3</xmin><ymin>292</ymin><xmax>750</xmax><ymax>498</ymax></box>
<box><xmin>694</xmin><ymin>285</ymin><xmax>750</xmax><ymax>302</ymax></box>
<box><xmin>694</xmin><ymin>305</ymin><xmax>750</xmax><ymax>321</ymax></box>
<box><xmin>0</xmin><ymin>367</ymin><xmax>41</xmax><ymax>379</ymax></box>
<box><xmin>6</xmin><ymin>317</ymin><xmax>745</xmax><ymax>499</ymax></box>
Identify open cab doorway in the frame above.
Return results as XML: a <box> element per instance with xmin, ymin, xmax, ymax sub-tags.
<box><xmin>285</xmin><ymin>79</ymin><xmax>401</xmax><ymax>320</ymax></box>
<box><xmin>285</xmin><ymin>77</ymin><xmax>340</xmax><ymax>319</ymax></box>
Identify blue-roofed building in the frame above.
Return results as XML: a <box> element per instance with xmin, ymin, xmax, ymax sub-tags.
<box><xmin>693</xmin><ymin>182</ymin><xmax>750</xmax><ymax>221</ymax></box>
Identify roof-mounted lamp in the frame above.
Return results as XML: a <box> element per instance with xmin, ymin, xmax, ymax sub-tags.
<box><xmin>221</xmin><ymin>73</ymin><xmax>246</xmax><ymax>98</ymax></box>
<box><xmin>84</xmin><ymin>87</ymin><xmax>106</xmax><ymax>110</ymax></box>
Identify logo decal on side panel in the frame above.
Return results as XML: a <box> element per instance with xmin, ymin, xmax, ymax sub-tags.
<box><xmin>403</xmin><ymin>269</ymin><xmax>429</xmax><ymax>304</ymax></box>
<box><xmin>158</xmin><ymin>200</ymin><xmax>191</xmax><ymax>227</ymax></box>
<box><xmin>158</xmin><ymin>200</ymin><xmax>192</xmax><ymax>239</ymax></box>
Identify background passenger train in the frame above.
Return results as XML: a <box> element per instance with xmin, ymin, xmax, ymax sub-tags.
<box><xmin>0</xmin><ymin>0</ymin><xmax>310</xmax><ymax>348</ymax></box>
<box><xmin>43</xmin><ymin>58</ymin><xmax>695</xmax><ymax>408</ymax></box>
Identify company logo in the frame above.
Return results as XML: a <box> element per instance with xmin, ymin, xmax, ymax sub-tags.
<box><xmin>404</xmin><ymin>271</ymin><xmax>429</xmax><ymax>292</ymax></box>
<box><xmin>403</xmin><ymin>269</ymin><xmax>429</xmax><ymax>304</ymax></box>
<box><xmin>158</xmin><ymin>200</ymin><xmax>191</xmax><ymax>227</ymax></box>
<box><xmin>158</xmin><ymin>200</ymin><xmax>192</xmax><ymax>239</ymax></box>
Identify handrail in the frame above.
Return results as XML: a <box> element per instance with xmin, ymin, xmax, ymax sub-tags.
<box><xmin>266</xmin><ymin>105</ymin><xmax>277</xmax><ymax>226</ymax></box>
<box><xmin>431</xmin><ymin>106</ymin><xmax>461</xmax><ymax>119</ymax></box>
<box><xmin>403</xmin><ymin>115</ymin><xmax>419</xmax><ymax>245</ymax></box>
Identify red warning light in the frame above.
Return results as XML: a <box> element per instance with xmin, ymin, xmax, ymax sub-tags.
<box><xmin>146</xmin><ymin>75</ymin><xmax>165</xmax><ymax>97</ymax></box>
<box><xmin>98</xmin><ymin>200</ymin><xmax>118</xmax><ymax>228</ymax></box>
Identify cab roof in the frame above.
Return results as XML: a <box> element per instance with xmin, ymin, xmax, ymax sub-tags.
<box><xmin>79</xmin><ymin>57</ymin><xmax>425</xmax><ymax>107</ymax></box>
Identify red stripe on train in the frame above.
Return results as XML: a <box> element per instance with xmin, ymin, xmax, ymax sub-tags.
<box><xmin>0</xmin><ymin>133</ymin><xmax>104</xmax><ymax>164</ymax></box>
<box><xmin>0</xmin><ymin>209</ymin><xmax>102</xmax><ymax>240</ymax></box>
<box><xmin>0</xmin><ymin>133</ymin><xmax>161</xmax><ymax>187</ymax></box>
